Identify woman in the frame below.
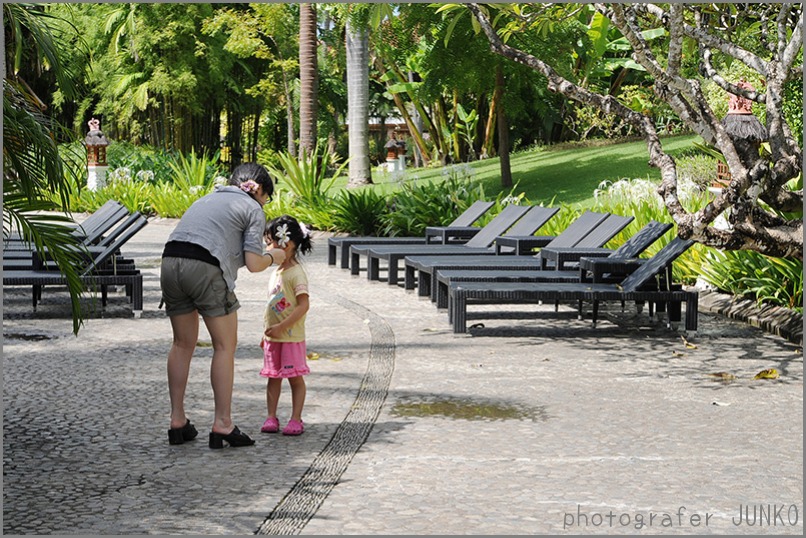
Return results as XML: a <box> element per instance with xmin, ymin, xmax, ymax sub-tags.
<box><xmin>160</xmin><ymin>162</ymin><xmax>286</xmax><ymax>449</ymax></box>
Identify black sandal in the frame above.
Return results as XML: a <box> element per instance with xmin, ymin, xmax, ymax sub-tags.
<box><xmin>168</xmin><ymin>419</ymin><xmax>199</xmax><ymax>445</ymax></box>
<box><xmin>208</xmin><ymin>426</ymin><xmax>255</xmax><ymax>449</ymax></box>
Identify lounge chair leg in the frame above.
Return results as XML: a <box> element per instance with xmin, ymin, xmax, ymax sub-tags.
<box><xmin>577</xmin><ymin>299</ymin><xmax>583</xmax><ymax>320</ymax></box>
<box><xmin>351</xmin><ymin>252</ymin><xmax>361</xmax><ymax>275</ymax></box>
<box><xmin>328</xmin><ymin>244</ymin><xmax>336</xmax><ymax>266</ymax></box>
<box><xmin>452</xmin><ymin>292</ymin><xmax>467</xmax><ymax>333</ymax></box>
<box><xmin>591</xmin><ymin>300</ymin><xmax>598</xmax><ymax>327</ymax></box>
<box><xmin>418</xmin><ymin>271</ymin><xmax>430</xmax><ymax>297</ymax></box>
<box><xmin>368</xmin><ymin>257</ymin><xmax>379</xmax><ymax>280</ymax></box>
<box><xmin>404</xmin><ymin>266</ymin><xmax>416</xmax><ymax>290</ymax></box>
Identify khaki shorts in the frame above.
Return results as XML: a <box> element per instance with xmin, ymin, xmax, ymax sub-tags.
<box><xmin>160</xmin><ymin>257</ymin><xmax>240</xmax><ymax>317</ymax></box>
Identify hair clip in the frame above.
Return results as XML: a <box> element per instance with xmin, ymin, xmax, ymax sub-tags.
<box><xmin>240</xmin><ymin>180</ymin><xmax>259</xmax><ymax>194</ymax></box>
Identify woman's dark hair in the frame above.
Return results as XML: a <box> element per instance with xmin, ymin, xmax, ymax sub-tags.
<box><xmin>265</xmin><ymin>215</ymin><xmax>313</xmax><ymax>256</ymax></box>
<box><xmin>229</xmin><ymin>162</ymin><xmax>274</xmax><ymax>199</ymax></box>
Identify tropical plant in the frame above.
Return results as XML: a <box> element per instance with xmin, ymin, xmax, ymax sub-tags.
<box><xmin>332</xmin><ymin>188</ymin><xmax>389</xmax><ymax>235</ymax></box>
<box><xmin>699</xmin><ymin>250</ymin><xmax>803</xmax><ymax>312</ymax></box>
<box><xmin>3</xmin><ymin>3</ymin><xmax>88</xmax><ymax>333</ymax></box>
<box><xmin>167</xmin><ymin>149</ymin><xmax>223</xmax><ymax>192</ymax></box>
<box><xmin>382</xmin><ymin>175</ymin><xmax>489</xmax><ymax>236</ymax></box>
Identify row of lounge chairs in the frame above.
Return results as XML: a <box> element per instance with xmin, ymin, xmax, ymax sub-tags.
<box><xmin>327</xmin><ymin>202</ymin><xmax>699</xmax><ymax>334</ymax></box>
<box><xmin>3</xmin><ymin>200</ymin><xmax>148</xmax><ymax>315</ymax></box>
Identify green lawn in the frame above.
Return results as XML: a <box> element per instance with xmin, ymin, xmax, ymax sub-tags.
<box><xmin>360</xmin><ymin>134</ymin><xmax>698</xmax><ymax>207</ymax></box>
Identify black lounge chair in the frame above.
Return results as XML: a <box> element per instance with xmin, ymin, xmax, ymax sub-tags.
<box><xmin>4</xmin><ymin>211</ymin><xmax>146</xmax><ymax>271</ymax></box>
<box><xmin>3</xmin><ymin>200</ymin><xmax>130</xmax><ymax>252</ymax></box>
<box><xmin>3</xmin><ymin>214</ymin><xmax>149</xmax><ymax>316</ymax></box>
<box><xmin>448</xmin><ymin>236</ymin><xmax>697</xmax><ymax>333</ymax></box>
<box><xmin>327</xmin><ymin>200</ymin><xmax>495</xmax><ymax>268</ymax></box>
<box><xmin>431</xmin><ymin>220</ymin><xmax>673</xmax><ymax>308</ymax></box>
<box><xmin>353</xmin><ymin>204</ymin><xmax>559</xmax><ymax>285</ymax></box>
<box><xmin>404</xmin><ymin>211</ymin><xmax>631</xmax><ymax>301</ymax></box>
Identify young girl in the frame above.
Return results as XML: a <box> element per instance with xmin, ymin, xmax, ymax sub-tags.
<box><xmin>260</xmin><ymin>215</ymin><xmax>313</xmax><ymax>436</ymax></box>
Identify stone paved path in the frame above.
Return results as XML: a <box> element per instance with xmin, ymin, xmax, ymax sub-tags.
<box><xmin>3</xmin><ymin>216</ymin><xmax>802</xmax><ymax>535</ymax></box>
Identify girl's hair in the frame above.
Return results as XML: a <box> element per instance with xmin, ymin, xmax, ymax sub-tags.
<box><xmin>265</xmin><ymin>215</ymin><xmax>313</xmax><ymax>256</ymax></box>
<box><xmin>229</xmin><ymin>162</ymin><xmax>274</xmax><ymax>200</ymax></box>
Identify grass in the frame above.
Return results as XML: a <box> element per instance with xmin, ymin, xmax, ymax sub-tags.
<box><xmin>342</xmin><ymin>134</ymin><xmax>698</xmax><ymax>207</ymax></box>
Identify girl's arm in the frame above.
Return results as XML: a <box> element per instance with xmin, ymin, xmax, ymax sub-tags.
<box><xmin>264</xmin><ymin>293</ymin><xmax>309</xmax><ymax>339</ymax></box>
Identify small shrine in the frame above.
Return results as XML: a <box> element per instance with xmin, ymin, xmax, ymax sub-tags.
<box><xmin>84</xmin><ymin>118</ymin><xmax>110</xmax><ymax>190</ymax></box>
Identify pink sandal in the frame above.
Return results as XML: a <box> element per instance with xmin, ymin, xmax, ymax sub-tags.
<box><xmin>282</xmin><ymin>419</ymin><xmax>304</xmax><ymax>436</ymax></box>
<box><xmin>261</xmin><ymin>417</ymin><xmax>280</xmax><ymax>433</ymax></box>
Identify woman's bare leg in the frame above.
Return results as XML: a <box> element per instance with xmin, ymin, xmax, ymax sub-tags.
<box><xmin>167</xmin><ymin>311</ymin><xmax>200</xmax><ymax>429</ymax></box>
<box><xmin>202</xmin><ymin>312</ymin><xmax>239</xmax><ymax>434</ymax></box>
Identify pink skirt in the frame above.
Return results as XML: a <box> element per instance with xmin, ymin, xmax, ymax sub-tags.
<box><xmin>261</xmin><ymin>341</ymin><xmax>310</xmax><ymax>378</ymax></box>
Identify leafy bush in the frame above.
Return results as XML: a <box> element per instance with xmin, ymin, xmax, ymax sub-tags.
<box><xmin>167</xmin><ymin>149</ymin><xmax>224</xmax><ymax>191</ymax></box>
<box><xmin>106</xmin><ymin>141</ymin><xmax>175</xmax><ymax>183</ymax></box>
<box><xmin>382</xmin><ymin>174</ymin><xmax>489</xmax><ymax>236</ymax></box>
<box><xmin>700</xmin><ymin>249</ymin><xmax>803</xmax><ymax>313</ymax></box>
<box><xmin>676</xmin><ymin>154</ymin><xmax>719</xmax><ymax>191</ymax></box>
<box><xmin>149</xmin><ymin>183</ymin><xmax>205</xmax><ymax>218</ymax></box>
<box><xmin>332</xmin><ymin>188</ymin><xmax>389</xmax><ymax>236</ymax></box>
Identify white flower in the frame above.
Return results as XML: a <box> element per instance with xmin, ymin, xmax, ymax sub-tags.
<box><xmin>275</xmin><ymin>223</ymin><xmax>290</xmax><ymax>247</ymax></box>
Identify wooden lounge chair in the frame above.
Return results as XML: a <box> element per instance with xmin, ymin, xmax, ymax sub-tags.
<box><xmin>327</xmin><ymin>200</ymin><xmax>494</xmax><ymax>268</ymax></box>
<box><xmin>3</xmin><ymin>214</ymin><xmax>149</xmax><ymax>316</ymax></box>
<box><xmin>448</xmin><ymin>236</ymin><xmax>697</xmax><ymax>333</ymax></box>
<box><xmin>404</xmin><ymin>211</ymin><xmax>630</xmax><ymax>301</ymax></box>
<box><xmin>352</xmin><ymin>204</ymin><xmax>559</xmax><ymax>285</ymax></box>
<box><xmin>430</xmin><ymin>220</ymin><xmax>673</xmax><ymax>308</ymax></box>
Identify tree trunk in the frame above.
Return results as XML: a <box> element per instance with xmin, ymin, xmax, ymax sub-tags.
<box><xmin>298</xmin><ymin>3</ymin><xmax>318</xmax><ymax>157</ymax></box>
<box><xmin>495</xmin><ymin>63</ymin><xmax>512</xmax><ymax>188</ymax></box>
<box><xmin>346</xmin><ymin>19</ymin><xmax>372</xmax><ymax>187</ymax></box>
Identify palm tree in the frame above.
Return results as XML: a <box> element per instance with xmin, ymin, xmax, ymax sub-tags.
<box><xmin>4</xmin><ymin>3</ymin><xmax>89</xmax><ymax>333</ymax></box>
<box><xmin>298</xmin><ymin>3</ymin><xmax>318</xmax><ymax>156</ymax></box>
<box><xmin>345</xmin><ymin>17</ymin><xmax>371</xmax><ymax>186</ymax></box>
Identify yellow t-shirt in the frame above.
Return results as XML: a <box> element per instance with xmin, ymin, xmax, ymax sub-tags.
<box><xmin>263</xmin><ymin>264</ymin><xmax>309</xmax><ymax>343</ymax></box>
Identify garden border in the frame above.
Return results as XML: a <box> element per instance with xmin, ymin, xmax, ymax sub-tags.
<box><xmin>698</xmin><ymin>290</ymin><xmax>803</xmax><ymax>345</ymax></box>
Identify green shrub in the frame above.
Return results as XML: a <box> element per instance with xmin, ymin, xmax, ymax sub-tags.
<box><xmin>700</xmin><ymin>249</ymin><xmax>803</xmax><ymax>312</ymax></box>
<box><xmin>106</xmin><ymin>141</ymin><xmax>175</xmax><ymax>183</ymax></box>
<box><xmin>167</xmin><ymin>149</ymin><xmax>223</xmax><ymax>191</ymax></box>
<box><xmin>382</xmin><ymin>175</ymin><xmax>489</xmax><ymax>236</ymax></box>
<box><xmin>332</xmin><ymin>188</ymin><xmax>389</xmax><ymax>236</ymax></box>
<box><xmin>149</xmin><ymin>183</ymin><xmax>204</xmax><ymax>218</ymax></box>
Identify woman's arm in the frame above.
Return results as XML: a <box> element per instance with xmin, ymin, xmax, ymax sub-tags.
<box><xmin>245</xmin><ymin>248</ymin><xmax>286</xmax><ymax>272</ymax></box>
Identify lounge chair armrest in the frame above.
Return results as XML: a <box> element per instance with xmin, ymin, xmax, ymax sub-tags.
<box><xmin>494</xmin><ymin>235</ymin><xmax>555</xmax><ymax>255</ymax></box>
<box><xmin>540</xmin><ymin>247</ymin><xmax>613</xmax><ymax>270</ymax></box>
<box><xmin>579</xmin><ymin>256</ymin><xmax>645</xmax><ymax>282</ymax></box>
<box><xmin>424</xmin><ymin>225</ymin><xmax>480</xmax><ymax>244</ymax></box>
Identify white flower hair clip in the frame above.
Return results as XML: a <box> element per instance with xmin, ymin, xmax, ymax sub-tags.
<box><xmin>275</xmin><ymin>223</ymin><xmax>290</xmax><ymax>247</ymax></box>
<box><xmin>239</xmin><ymin>180</ymin><xmax>259</xmax><ymax>194</ymax></box>
<box><xmin>299</xmin><ymin>222</ymin><xmax>311</xmax><ymax>238</ymax></box>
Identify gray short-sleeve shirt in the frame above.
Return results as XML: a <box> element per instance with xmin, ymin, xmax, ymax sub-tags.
<box><xmin>167</xmin><ymin>186</ymin><xmax>266</xmax><ymax>291</ymax></box>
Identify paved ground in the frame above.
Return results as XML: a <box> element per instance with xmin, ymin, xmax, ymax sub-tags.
<box><xmin>3</xmin><ymin>216</ymin><xmax>803</xmax><ymax>535</ymax></box>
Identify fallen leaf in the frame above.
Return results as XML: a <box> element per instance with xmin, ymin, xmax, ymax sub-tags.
<box><xmin>707</xmin><ymin>372</ymin><xmax>737</xmax><ymax>380</ymax></box>
<box><xmin>754</xmin><ymin>368</ymin><xmax>780</xmax><ymax>380</ymax></box>
<box><xmin>680</xmin><ymin>335</ymin><xmax>697</xmax><ymax>349</ymax></box>
<box><xmin>307</xmin><ymin>352</ymin><xmax>320</xmax><ymax>361</ymax></box>
<box><xmin>712</xmin><ymin>401</ymin><xmax>731</xmax><ymax>406</ymax></box>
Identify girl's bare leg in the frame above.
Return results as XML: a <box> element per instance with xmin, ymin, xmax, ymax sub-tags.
<box><xmin>267</xmin><ymin>378</ymin><xmax>282</xmax><ymax>418</ymax></box>
<box><xmin>288</xmin><ymin>376</ymin><xmax>306</xmax><ymax>422</ymax></box>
